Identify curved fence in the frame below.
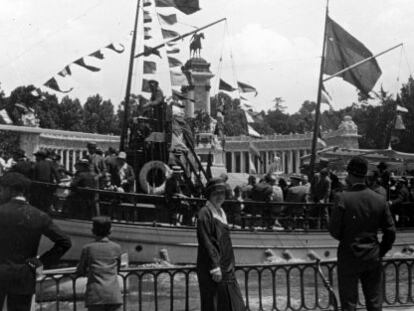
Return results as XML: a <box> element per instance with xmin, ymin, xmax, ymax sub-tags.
<box><xmin>36</xmin><ymin>258</ymin><xmax>414</xmax><ymax>311</ymax></box>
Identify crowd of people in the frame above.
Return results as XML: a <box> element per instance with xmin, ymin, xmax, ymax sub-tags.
<box><xmin>0</xmin><ymin>142</ymin><xmax>135</xmax><ymax>214</ymax></box>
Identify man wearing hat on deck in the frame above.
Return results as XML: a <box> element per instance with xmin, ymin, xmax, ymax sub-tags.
<box><xmin>143</xmin><ymin>79</ymin><xmax>165</xmax><ymax>132</ymax></box>
<box><xmin>377</xmin><ymin>161</ymin><xmax>390</xmax><ymax>195</ymax></box>
<box><xmin>113</xmin><ymin>152</ymin><xmax>135</xmax><ymax>193</ymax></box>
<box><xmin>67</xmin><ymin>158</ymin><xmax>98</xmax><ymax>218</ymax></box>
<box><xmin>9</xmin><ymin>149</ymin><xmax>33</xmax><ymax>178</ymax></box>
<box><xmin>0</xmin><ymin>172</ymin><xmax>71</xmax><ymax>311</ymax></box>
<box><xmin>165</xmin><ymin>165</ymin><xmax>189</xmax><ymax>225</ymax></box>
<box><xmin>87</xmin><ymin>142</ymin><xmax>107</xmax><ymax>189</ymax></box>
<box><xmin>329</xmin><ymin>156</ymin><xmax>396</xmax><ymax>311</ymax></box>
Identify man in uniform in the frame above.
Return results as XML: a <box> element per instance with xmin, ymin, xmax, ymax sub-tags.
<box><xmin>87</xmin><ymin>142</ymin><xmax>107</xmax><ymax>188</ymax></box>
<box><xmin>0</xmin><ymin>172</ymin><xmax>71</xmax><ymax>311</ymax></box>
<box><xmin>329</xmin><ymin>156</ymin><xmax>396</xmax><ymax>311</ymax></box>
<box><xmin>143</xmin><ymin>80</ymin><xmax>165</xmax><ymax>132</ymax></box>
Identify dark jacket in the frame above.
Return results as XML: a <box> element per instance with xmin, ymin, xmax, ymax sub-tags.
<box><xmin>10</xmin><ymin>159</ymin><xmax>33</xmax><ymax>179</ymax></box>
<box><xmin>33</xmin><ymin>159</ymin><xmax>60</xmax><ymax>183</ymax></box>
<box><xmin>77</xmin><ymin>237</ymin><xmax>122</xmax><ymax>306</ymax></box>
<box><xmin>329</xmin><ymin>184</ymin><xmax>395</xmax><ymax>265</ymax></box>
<box><xmin>0</xmin><ymin>198</ymin><xmax>71</xmax><ymax>294</ymax></box>
<box><xmin>285</xmin><ymin>185</ymin><xmax>309</xmax><ymax>203</ymax></box>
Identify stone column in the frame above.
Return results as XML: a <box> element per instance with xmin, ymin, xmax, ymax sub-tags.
<box><xmin>295</xmin><ymin>150</ymin><xmax>301</xmax><ymax>173</ymax></box>
<box><xmin>65</xmin><ymin>150</ymin><xmax>70</xmax><ymax>171</ymax></box>
<box><xmin>288</xmin><ymin>150</ymin><xmax>293</xmax><ymax>173</ymax></box>
<box><xmin>183</xmin><ymin>85</ymin><xmax>195</xmax><ymax>118</ymax></box>
<box><xmin>231</xmin><ymin>152</ymin><xmax>236</xmax><ymax>173</ymax></box>
<box><xmin>281</xmin><ymin>151</ymin><xmax>285</xmax><ymax>173</ymax></box>
<box><xmin>240</xmin><ymin>151</ymin><xmax>245</xmax><ymax>173</ymax></box>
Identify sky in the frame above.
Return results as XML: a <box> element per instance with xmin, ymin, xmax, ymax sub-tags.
<box><xmin>0</xmin><ymin>0</ymin><xmax>414</xmax><ymax>114</ymax></box>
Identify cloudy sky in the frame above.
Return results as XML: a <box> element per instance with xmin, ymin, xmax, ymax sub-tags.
<box><xmin>0</xmin><ymin>0</ymin><xmax>413</xmax><ymax>113</ymax></box>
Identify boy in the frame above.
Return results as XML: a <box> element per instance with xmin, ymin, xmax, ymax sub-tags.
<box><xmin>77</xmin><ymin>216</ymin><xmax>122</xmax><ymax>311</ymax></box>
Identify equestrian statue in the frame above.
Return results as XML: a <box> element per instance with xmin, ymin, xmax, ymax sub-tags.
<box><xmin>190</xmin><ymin>32</ymin><xmax>204</xmax><ymax>58</ymax></box>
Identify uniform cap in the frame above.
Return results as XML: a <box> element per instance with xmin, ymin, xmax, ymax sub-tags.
<box><xmin>347</xmin><ymin>156</ymin><xmax>368</xmax><ymax>177</ymax></box>
<box><xmin>117</xmin><ymin>151</ymin><xmax>127</xmax><ymax>160</ymax></box>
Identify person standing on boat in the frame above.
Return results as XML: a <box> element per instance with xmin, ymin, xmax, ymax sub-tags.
<box><xmin>113</xmin><ymin>152</ymin><xmax>135</xmax><ymax>193</ymax></box>
<box><xmin>87</xmin><ymin>142</ymin><xmax>107</xmax><ymax>189</ymax></box>
<box><xmin>196</xmin><ymin>178</ymin><xmax>245</xmax><ymax>311</ymax></box>
<box><xmin>143</xmin><ymin>80</ymin><xmax>165</xmax><ymax>132</ymax></box>
<box><xmin>329</xmin><ymin>156</ymin><xmax>396</xmax><ymax>311</ymax></box>
<box><xmin>165</xmin><ymin>166</ymin><xmax>189</xmax><ymax>225</ymax></box>
<box><xmin>0</xmin><ymin>172</ymin><xmax>71</xmax><ymax>311</ymax></box>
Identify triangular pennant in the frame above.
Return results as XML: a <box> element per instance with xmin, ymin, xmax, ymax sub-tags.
<box><xmin>57</xmin><ymin>65</ymin><xmax>72</xmax><ymax>77</ymax></box>
<box><xmin>44</xmin><ymin>77</ymin><xmax>73</xmax><ymax>93</ymax></box>
<box><xmin>168</xmin><ymin>56</ymin><xmax>183</xmax><ymax>68</ymax></box>
<box><xmin>144</xmin><ymin>11</ymin><xmax>152</xmax><ymax>23</ymax></box>
<box><xmin>0</xmin><ymin>109</ymin><xmax>13</xmax><ymax>124</ymax></box>
<box><xmin>161</xmin><ymin>28</ymin><xmax>180</xmax><ymax>39</ymax></box>
<box><xmin>141</xmin><ymin>79</ymin><xmax>152</xmax><ymax>92</ymax></box>
<box><xmin>157</xmin><ymin>13</ymin><xmax>177</xmax><ymax>25</ymax></box>
<box><xmin>143</xmin><ymin>0</ymin><xmax>152</xmax><ymax>6</ymax></box>
<box><xmin>166</xmin><ymin>46</ymin><xmax>180</xmax><ymax>54</ymax></box>
<box><xmin>89</xmin><ymin>50</ymin><xmax>105</xmax><ymax>59</ymax></box>
<box><xmin>106</xmin><ymin>43</ymin><xmax>125</xmax><ymax>53</ymax></box>
<box><xmin>143</xmin><ymin>61</ymin><xmax>157</xmax><ymax>74</ymax></box>
<box><xmin>321</xmin><ymin>84</ymin><xmax>334</xmax><ymax>110</ymax></box>
<box><xmin>143</xmin><ymin>46</ymin><xmax>162</xmax><ymax>58</ymax></box>
<box><xmin>74</xmin><ymin>58</ymin><xmax>101</xmax><ymax>72</ymax></box>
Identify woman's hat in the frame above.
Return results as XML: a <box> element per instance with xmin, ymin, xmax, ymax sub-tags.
<box><xmin>205</xmin><ymin>177</ymin><xmax>226</xmax><ymax>198</ymax></box>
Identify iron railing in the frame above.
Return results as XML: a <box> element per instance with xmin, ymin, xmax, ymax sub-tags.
<box><xmin>36</xmin><ymin>258</ymin><xmax>414</xmax><ymax>311</ymax></box>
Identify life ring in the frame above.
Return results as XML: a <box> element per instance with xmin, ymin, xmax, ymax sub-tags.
<box><xmin>139</xmin><ymin>161</ymin><xmax>171</xmax><ymax>194</ymax></box>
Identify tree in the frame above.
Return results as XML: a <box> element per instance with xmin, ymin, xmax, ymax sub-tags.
<box><xmin>98</xmin><ymin>99</ymin><xmax>118</xmax><ymax>134</ymax></box>
<box><xmin>34</xmin><ymin>92</ymin><xmax>60</xmax><ymax>129</ymax></box>
<box><xmin>82</xmin><ymin>94</ymin><xmax>102</xmax><ymax>133</ymax></box>
<box><xmin>59</xmin><ymin>96</ymin><xmax>83</xmax><ymax>131</ymax></box>
<box><xmin>272</xmin><ymin>97</ymin><xmax>287</xmax><ymax>112</ymax></box>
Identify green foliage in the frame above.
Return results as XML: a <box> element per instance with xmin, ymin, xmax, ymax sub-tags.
<box><xmin>59</xmin><ymin>96</ymin><xmax>83</xmax><ymax>131</ymax></box>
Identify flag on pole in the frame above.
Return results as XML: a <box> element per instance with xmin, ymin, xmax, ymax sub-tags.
<box><xmin>144</xmin><ymin>11</ymin><xmax>152</xmax><ymax>23</ymax></box>
<box><xmin>166</xmin><ymin>46</ymin><xmax>180</xmax><ymax>54</ymax></box>
<box><xmin>143</xmin><ymin>61</ymin><xmax>157</xmax><ymax>74</ymax></box>
<box><xmin>244</xmin><ymin>110</ymin><xmax>255</xmax><ymax>123</ymax></box>
<box><xmin>44</xmin><ymin>77</ymin><xmax>73</xmax><ymax>93</ymax></box>
<box><xmin>161</xmin><ymin>28</ymin><xmax>180</xmax><ymax>39</ymax></box>
<box><xmin>170</xmin><ymin>70</ymin><xmax>189</xmax><ymax>86</ymax></box>
<box><xmin>219</xmin><ymin>79</ymin><xmax>237</xmax><ymax>92</ymax></box>
<box><xmin>237</xmin><ymin>81</ymin><xmax>258</xmax><ymax>96</ymax></box>
<box><xmin>324</xmin><ymin>16</ymin><xmax>382</xmax><ymax>96</ymax></box>
<box><xmin>395</xmin><ymin>114</ymin><xmax>406</xmax><ymax>130</ymax></box>
<box><xmin>143</xmin><ymin>0</ymin><xmax>152</xmax><ymax>6</ymax></box>
<box><xmin>155</xmin><ymin>0</ymin><xmax>200</xmax><ymax>15</ymax></box>
<box><xmin>144</xmin><ymin>27</ymin><xmax>152</xmax><ymax>40</ymax></box>
<box><xmin>158</xmin><ymin>13</ymin><xmax>177</xmax><ymax>25</ymax></box>
<box><xmin>143</xmin><ymin>46</ymin><xmax>162</xmax><ymax>58</ymax></box>
<box><xmin>247</xmin><ymin>125</ymin><xmax>261</xmax><ymax>138</ymax></box>
<box><xmin>168</xmin><ymin>56</ymin><xmax>183</xmax><ymax>68</ymax></box>
<box><xmin>74</xmin><ymin>58</ymin><xmax>101</xmax><ymax>72</ymax></box>
<box><xmin>0</xmin><ymin>109</ymin><xmax>12</xmax><ymax>124</ymax></box>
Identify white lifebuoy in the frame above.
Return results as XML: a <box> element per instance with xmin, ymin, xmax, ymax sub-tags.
<box><xmin>139</xmin><ymin>161</ymin><xmax>171</xmax><ymax>194</ymax></box>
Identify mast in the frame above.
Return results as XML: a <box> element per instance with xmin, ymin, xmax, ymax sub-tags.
<box><xmin>120</xmin><ymin>0</ymin><xmax>141</xmax><ymax>151</ymax></box>
<box><xmin>309</xmin><ymin>0</ymin><xmax>329</xmax><ymax>179</ymax></box>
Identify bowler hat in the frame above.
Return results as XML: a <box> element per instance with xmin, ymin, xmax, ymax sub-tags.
<box><xmin>0</xmin><ymin>172</ymin><xmax>31</xmax><ymax>191</ymax></box>
<box><xmin>34</xmin><ymin>150</ymin><xmax>47</xmax><ymax>157</ymax></box>
<box><xmin>347</xmin><ymin>156</ymin><xmax>368</xmax><ymax>177</ymax></box>
<box><xmin>148</xmin><ymin>79</ymin><xmax>159</xmax><ymax>86</ymax></box>
<box><xmin>205</xmin><ymin>177</ymin><xmax>226</xmax><ymax>198</ymax></box>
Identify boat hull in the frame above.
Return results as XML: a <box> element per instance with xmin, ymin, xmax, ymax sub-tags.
<box><xmin>40</xmin><ymin>218</ymin><xmax>414</xmax><ymax>264</ymax></box>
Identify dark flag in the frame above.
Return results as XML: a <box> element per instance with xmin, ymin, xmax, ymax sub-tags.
<box><xmin>166</xmin><ymin>47</ymin><xmax>180</xmax><ymax>54</ymax></box>
<box><xmin>238</xmin><ymin>81</ymin><xmax>258</xmax><ymax>96</ymax></box>
<box><xmin>155</xmin><ymin>0</ymin><xmax>200</xmax><ymax>15</ymax></box>
<box><xmin>144</xmin><ymin>27</ymin><xmax>152</xmax><ymax>40</ymax></box>
<box><xmin>158</xmin><ymin>13</ymin><xmax>177</xmax><ymax>25</ymax></box>
<box><xmin>106</xmin><ymin>43</ymin><xmax>125</xmax><ymax>53</ymax></box>
<box><xmin>324</xmin><ymin>16</ymin><xmax>382</xmax><ymax>96</ymax></box>
<box><xmin>74</xmin><ymin>58</ymin><xmax>100</xmax><ymax>72</ymax></box>
<box><xmin>143</xmin><ymin>61</ymin><xmax>157</xmax><ymax>74</ymax></box>
<box><xmin>144</xmin><ymin>11</ymin><xmax>152</xmax><ymax>23</ymax></box>
<box><xmin>168</xmin><ymin>56</ymin><xmax>182</xmax><ymax>67</ymax></box>
<box><xmin>219</xmin><ymin>79</ymin><xmax>236</xmax><ymax>92</ymax></box>
<box><xmin>44</xmin><ymin>77</ymin><xmax>73</xmax><ymax>93</ymax></box>
<box><xmin>89</xmin><ymin>50</ymin><xmax>105</xmax><ymax>59</ymax></box>
<box><xmin>161</xmin><ymin>28</ymin><xmax>180</xmax><ymax>39</ymax></box>
<box><xmin>57</xmin><ymin>65</ymin><xmax>72</xmax><ymax>77</ymax></box>
<box><xmin>143</xmin><ymin>45</ymin><xmax>162</xmax><ymax>58</ymax></box>
<box><xmin>143</xmin><ymin>0</ymin><xmax>152</xmax><ymax>6</ymax></box>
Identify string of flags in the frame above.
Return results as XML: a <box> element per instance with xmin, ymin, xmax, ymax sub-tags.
<box><xmin>43</xmin><ymin>43</ymin><xmax>125</xmax><ymax>93</ymax></box>
<box><xmin>218</xmin><ymin>78</ymin><xmax>258</xmax><ymax>96</ymax></box>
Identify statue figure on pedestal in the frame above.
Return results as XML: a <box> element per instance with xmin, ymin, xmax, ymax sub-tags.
<box><xmin>190</xmin><ymin>32</ymin><xmax>204</xmax><ymax>58</ymax></box>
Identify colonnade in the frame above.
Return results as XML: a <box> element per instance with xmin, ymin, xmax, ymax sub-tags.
<box><xmin>226</xmin><ymin>149</ymin><xmax>311</xmax><ymax>175</ymax></box>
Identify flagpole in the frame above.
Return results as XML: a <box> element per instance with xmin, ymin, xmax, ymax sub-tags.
<box><xmin>134</xmin><ymin>18</ymin><xmax>227</xmax><ymax>58</ymax></box>
<box><xmin>323</xmin><ymin>43</ymin><xmax>403</xmax><ymax>82</ymax></box>
<box><xmin>309</xmin><ymin>0</ymin><xmax>329</xmax><ymax>179</ymax></box>
<box><xmin>120</xmin><ymin>0</ymin><xmax>141</xmax><ymax>151</ymax></box>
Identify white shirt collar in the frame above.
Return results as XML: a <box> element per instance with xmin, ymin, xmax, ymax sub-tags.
<box><xmin>206</xmin><ymin>200</ymin><xmax>227</xmax><ymax>225</ymax></box>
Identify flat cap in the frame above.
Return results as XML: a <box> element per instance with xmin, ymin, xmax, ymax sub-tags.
<box><xmin>205</xmin><ymin>177</ymin><xmax>226</xmax><ymax>198</ymax></box>
<box><xmin>0</xmin><ymin>172</ymin><xmax>31</xmax><ymax>191</ymax></box>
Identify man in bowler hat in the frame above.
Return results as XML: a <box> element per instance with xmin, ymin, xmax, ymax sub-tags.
<box><xmin>329</xmin><ymin>156</ymin><xmax>396</xmax><ymax>311</ymax></box>
<box><xmin>0</xmin><ymin>172</ymin><xmax>71</xmax><ymax>311</ymax></box>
